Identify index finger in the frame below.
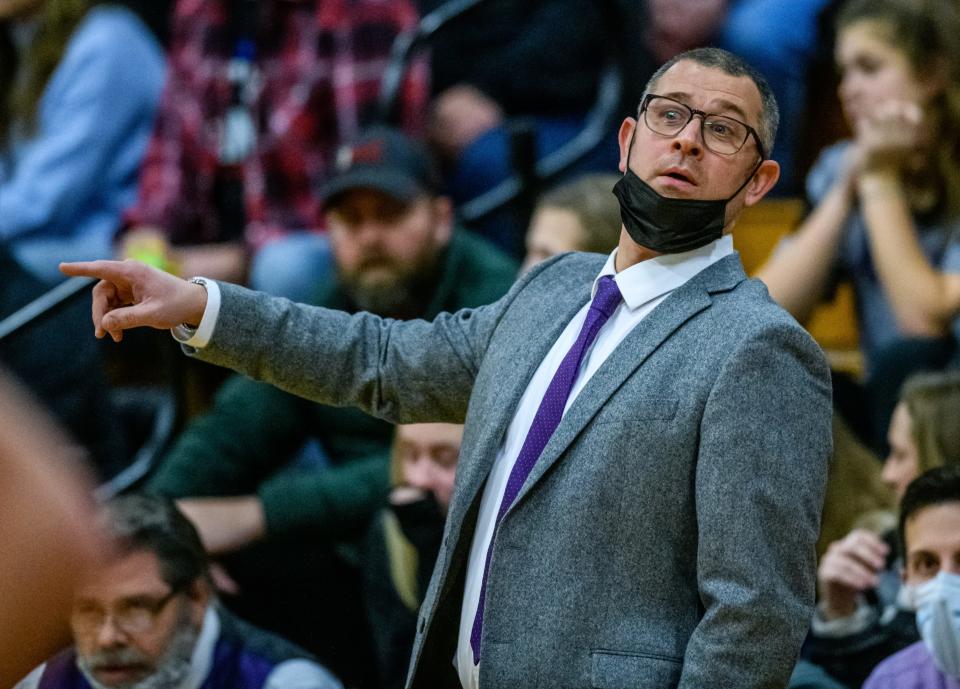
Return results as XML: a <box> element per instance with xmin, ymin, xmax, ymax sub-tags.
<box><xmin>846</xmin><ymin>528</ymin><xmax>889</xmax><ymax>550</ymax></box>
<box><xmin>59</xmin><ymin>260</ymin><xmax>131</xmax><ymax>282</ymax></box>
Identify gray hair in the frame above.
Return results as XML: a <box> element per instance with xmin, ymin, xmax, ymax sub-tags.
<box><xmin>99</xmin><ymin>494</ymin><xmax>209</xmax><ymax>590</ymax></box>
<box><xmin>641</xmin><ymin>47</ymin><xmax>779</xmax><ymax>157</ymax></box>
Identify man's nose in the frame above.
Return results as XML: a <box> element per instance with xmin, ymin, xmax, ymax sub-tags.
<box><xmin>353</xmin><ymin>221</ymin><xmax>385</xmax><ymax>250</ymax></box>
<box><xmin>838</xmin><ymin>73</ymin><xmax>860</xmax><ymax>106</ymax></box>
<box><xmin>671</xmin><ymin>116</ymin><xmax>704</xmax><ymax>157</ymax></box>
<box><xmin>404</xmin><ymin>456</ymin><xmax>435</xmax><ymax>493</ymax></box>
<box><xmin>95</xmin><ymin>616</ymin><xmax>127</xmax><ymax>647</ymax></box>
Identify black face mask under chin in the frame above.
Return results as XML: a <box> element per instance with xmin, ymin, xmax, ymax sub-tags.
<box><xmin>612</xmin><ymin>133</ymin><xmax>763</xmax><ymax>254</ymax></box>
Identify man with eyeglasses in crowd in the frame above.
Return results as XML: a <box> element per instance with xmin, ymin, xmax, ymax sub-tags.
<box><xmin>62</xmin><ymin>46</ymin><xmax>832</xmax><ymax>688</ymax></box>
<box><xmin>14</xmin><ymin>495</ymin><xmax>341</xmax><ymax>689</ymax></box>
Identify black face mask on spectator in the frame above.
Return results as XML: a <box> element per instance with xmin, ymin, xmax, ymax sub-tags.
<box><xmin>391</xmin><ymin>495</ymin><xmax>444</xmax><ymax>556</ymax></box>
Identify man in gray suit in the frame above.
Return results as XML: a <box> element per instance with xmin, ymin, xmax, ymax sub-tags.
<box><xmin>64</xmin><ymin>47</ymin><xmax>833</xmax><ymax>689</ymax></box>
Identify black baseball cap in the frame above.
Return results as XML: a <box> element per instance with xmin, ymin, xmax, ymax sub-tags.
<box><xmin>321</xmin><ymin>126</ymin><xmax>441</xmax><ymax>207</ymax></box>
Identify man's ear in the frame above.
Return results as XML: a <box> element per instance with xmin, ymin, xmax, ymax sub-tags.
<box><xmin>185</xmin><ymin>577</ymin><xmax>211</xmax><ymax>626</ymax></box>
<box><xmin>617</xmin><ymin>117</ymin><xmax>637</xmax><ymax>174</ymax></box>
<box><xmin>743</xmin><ymin>159</ymin><xmax>780</xmax><ymax>207</ymax></box>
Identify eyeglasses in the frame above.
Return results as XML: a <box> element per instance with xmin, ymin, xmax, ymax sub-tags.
<box><xmin>640</xmin><ymin>94</ymin><xmax>765</xmax><ymax>158</ymax></box>
<box><xmin>72</xmin><ymin>589</ymin><xmax>180</xmax><ymax>635</ymax></box>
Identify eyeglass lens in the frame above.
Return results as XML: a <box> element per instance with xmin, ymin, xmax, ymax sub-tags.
<box><xmin>644</xmin><ymin>96</ymin><xmax>749</xmax><ymax>155</ymax></box>
<box><xmin>72</xmin><ymin>591</ymin><xmax>177</xmax><ymax>634</ymax></box>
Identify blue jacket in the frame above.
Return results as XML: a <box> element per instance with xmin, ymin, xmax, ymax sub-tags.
<box><xmin>0</xmin><ymin>4</ymin><xmax>164</xmax><ymax>281</ymax></box>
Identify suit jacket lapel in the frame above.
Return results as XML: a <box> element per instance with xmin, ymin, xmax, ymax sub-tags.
<box><xmin>505</xmin><ymin>253</ymin><xmax>746</xmax><ymax>514</ymax></box>
<box><xmin>447</xmin><ymin>262</ymin><xmax>595</xmax><ymax>532</ymax></box>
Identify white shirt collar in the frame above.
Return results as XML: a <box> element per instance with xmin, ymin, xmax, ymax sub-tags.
<box><xmin>177</xmin><ymin>606</ymin><xmax>219</xmax><ymax>689</ymax></box>
<box><xmin>591</xmin><ymin>235</ymin><xmax>735</xmax><ymax>311</ymax></box>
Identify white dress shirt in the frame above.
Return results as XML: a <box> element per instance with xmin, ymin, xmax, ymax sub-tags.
<box><xmin>170</xmin><ymin>278</ymin><xmax>222</xmax><ymax>348</ymax></box>
<box><xmin>454</xmin><ymin>236</ymin><xmax>734</xmax><ymax>689</ymax></box>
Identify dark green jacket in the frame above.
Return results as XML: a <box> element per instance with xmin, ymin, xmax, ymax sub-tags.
<box><xmin>147</xmin><ymin>230</ymin><xmax>517</xmax><ymax>537</ymax></box>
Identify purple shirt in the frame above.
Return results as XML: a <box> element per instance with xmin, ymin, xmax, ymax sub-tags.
<box><xmin>864</xmin><ymin>641</ymin><xmax>960</xmax><ymax>689</ymax></box>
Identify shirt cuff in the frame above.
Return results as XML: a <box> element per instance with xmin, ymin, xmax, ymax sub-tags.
<box><xmin>810</xmin><ymin>596</ymin><xmax>877</xmax><ymax>637</ymax></box>
<box><xmin>170</xmin><ymin>277</ymin><xmax>221</xmax><ymax>348</ymax></box>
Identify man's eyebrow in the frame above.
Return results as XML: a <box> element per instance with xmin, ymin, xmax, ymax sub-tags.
<box><xmin>658</xmin><ymin>91</ymin><xmax>751</xmax><ymax>122</ymax></box>
<box><xmin>908</xmin><ymin>548</ymin><xmax>936</xmax><ymax>563</ymax></box>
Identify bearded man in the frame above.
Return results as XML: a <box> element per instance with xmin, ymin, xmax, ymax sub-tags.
<box><xmin>14</xmin><ymin>495</ymin><xmax>339</xmax><ymax>689</ymax></box>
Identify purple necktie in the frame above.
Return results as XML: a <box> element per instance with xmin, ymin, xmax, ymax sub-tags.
<box><xmin>470</xmin><ymin>275</ymin><xmax>623</xmax><ymax>663</ymax></box>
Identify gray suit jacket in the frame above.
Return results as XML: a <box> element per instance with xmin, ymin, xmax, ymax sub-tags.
<box><xmin>194</xmin><ymin>252</ymin><xmax>833</xmax><ymax>689</ymax></box>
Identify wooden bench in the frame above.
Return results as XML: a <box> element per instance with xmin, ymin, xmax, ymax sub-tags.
<box><xmin>732</xmin><ymin>198</ymin><xmax>862</xmax><ymax>376</ymax></box>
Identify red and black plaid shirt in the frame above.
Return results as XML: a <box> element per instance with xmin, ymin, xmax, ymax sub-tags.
<box><xmin>125</xmin><ymin>0</ymin><xmax>427</xmax><ymax>249</ymax></box>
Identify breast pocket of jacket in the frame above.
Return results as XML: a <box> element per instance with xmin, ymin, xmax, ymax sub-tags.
<box><xmin>595</xmin><ymin>397</ymin><xmax>679</xmax><ymax>424</ymax></box>
<box><xmin>590</xmin><ymin>649</ymin><xmax>683</xmax><ymax>689</ymax></box>
<box><xmin>590</xmin><ymin>397</ymin><xmax>680</xmax><ymax>448</ymax></box>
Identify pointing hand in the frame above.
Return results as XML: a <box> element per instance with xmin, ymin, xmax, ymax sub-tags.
<box><xmin>59</xmin><ymin>259</ymin><xmax>208</xmax><ymax>342</ymax></box>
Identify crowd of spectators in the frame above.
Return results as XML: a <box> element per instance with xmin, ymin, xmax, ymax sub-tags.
<box><xmin>4</xmin><ymin>0</ymin><xmax>960</xmax><ymax>687</ymax></box>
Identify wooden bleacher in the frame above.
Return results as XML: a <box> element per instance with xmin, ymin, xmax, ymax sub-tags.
<box><xmin>732</xmin><ymin>198</ymin><xmax>863</xmax><ymax>377</ymax></box>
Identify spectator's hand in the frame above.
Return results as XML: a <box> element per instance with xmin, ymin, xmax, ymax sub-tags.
<box><xmin>817</xmin><ymin>529</ymin><xmax>889</xmax><ymax>620</ymax></box>
<box><xmin>119</xmin><ymin>226</ymin><xmax>179</xmax><ymax>274</ymax></box>
<box><xmin>429</xmin><ymin>84</ymin><xmax>502</xmax><ymax>159</ymax></box>
<box><xmin>59</xmin><ymin>259</ymin><xmax>207</xmax><ymax>342</ymax></box>
<box><xmin>171</xmin><ymin>241</ymin><xmax>248</xmax><ymax>284</ymax></box>
<box><xmin>831</xmin><ymin>143</ymin><xmax>866</xmax><ymax>202</ymax></box>
<box><xmin>119</xmin><ymin>230</ymin><xmax>247</xmax><ymax>283</ymax></box>
<box><xmin>854</xmin><ymin>100</ymin><xmax>925</xmax><ymax>176</ymax></box>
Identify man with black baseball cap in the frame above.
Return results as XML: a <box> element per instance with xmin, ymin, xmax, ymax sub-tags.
<box><xmin>318</xmin><ymin>126</ymin><xmax>458</xmax><ymax>319</ymax></box>
<box><xmin>143</xmin><ymin>126</ymin><xmax>518</xmax><ymax>685</ymax></box>
<box><xmin>324</xmin><ymin>125</ymin><xmax>442</xmax><ymax>204</ymax></box>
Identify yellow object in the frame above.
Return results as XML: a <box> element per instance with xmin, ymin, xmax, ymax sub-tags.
<box><xmin>123</xmin><ymin>234</ymin><xmax>180</xmax><ymax>275</ymax></box>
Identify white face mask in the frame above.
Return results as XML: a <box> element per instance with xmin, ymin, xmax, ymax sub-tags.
<box><xmin>914</xmin><ymin>571</ymin><xmax>960</xmax><ymax>678</ymax></box>
<box><xmin>899</xmin><ymin>580</ymin><xmax>921</xmax><ymax>611</ymax></box>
